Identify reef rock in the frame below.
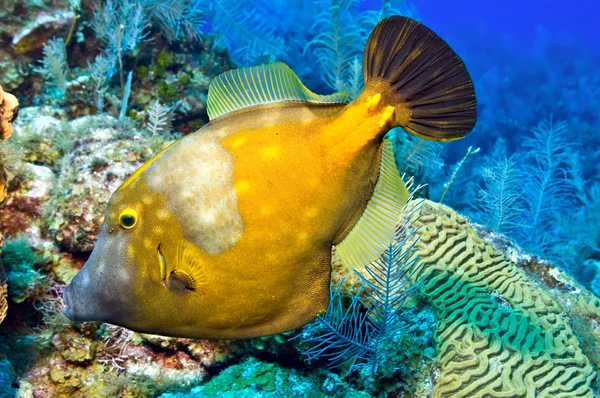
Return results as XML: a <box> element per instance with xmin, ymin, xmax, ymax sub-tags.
<box><xmin>41</xmin><ymin>115</ymin><xmax>172</xmax><ymax>253</ymax></box>
<box><xmin>401</xmin><ymin>200</ymin><xmax>599</xmax><ymax>398</ymax></box>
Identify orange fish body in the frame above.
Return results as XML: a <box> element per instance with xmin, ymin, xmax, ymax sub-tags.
<box><xmin>63</xmin><ymin>17</ymin><xmax>476</xmax><ymax>339</ymax></box>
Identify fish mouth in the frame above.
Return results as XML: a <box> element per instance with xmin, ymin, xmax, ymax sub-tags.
<box><xmin>62</xmin><ymin>284</ymin><xmax>75</xmax><ymax>320</ymax></box>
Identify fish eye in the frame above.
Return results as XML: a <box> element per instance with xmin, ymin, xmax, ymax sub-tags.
<box><xmin>119</xmin><ymin>208</ymin><xmax>138</xmax><ymax>230</ymax></box>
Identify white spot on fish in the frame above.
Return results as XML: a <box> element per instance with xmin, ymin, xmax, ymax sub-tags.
<box><xmin>146</xmin><ymin>127</ymin><xmax>243</xmax><ymax>255</ymax></box>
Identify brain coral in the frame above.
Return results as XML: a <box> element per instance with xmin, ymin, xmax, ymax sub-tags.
<box><xmin>402</xmin><ymin>200</ymin><xmax>598</xmax><ymax>398</ymax></box>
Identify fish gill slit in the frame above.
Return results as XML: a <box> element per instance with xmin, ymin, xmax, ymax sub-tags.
<box><xmin>157</xmin><ymin>244</ymin><xmax>167</xmax><ymax>285</ymax></box>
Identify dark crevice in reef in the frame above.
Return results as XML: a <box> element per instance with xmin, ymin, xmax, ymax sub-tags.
<box><xmin>253</xmin><ymin>348</ymin><xmax>314</xmax><ymax>370</ymax></box>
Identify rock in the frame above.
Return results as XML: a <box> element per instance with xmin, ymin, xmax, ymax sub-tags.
<box><xmin>44</xmin><ymin>115</ymin><xmax>172</xmax><ymax>253</ymax></box>
<box><xmin>11</xmin><ymin>10</ymin><xmax>74</xmax><ymax>55</ymax></box>
<box><xmin>0</xmin><ymin>162</ymin><xmax>55</xmax><ymax>247</ymax></box>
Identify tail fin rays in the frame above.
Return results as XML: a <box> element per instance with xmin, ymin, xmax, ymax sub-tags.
<box><xmin>362</xmin><ymin>16</ymin><xmax>477</xmax><ymax>141</ymax></box>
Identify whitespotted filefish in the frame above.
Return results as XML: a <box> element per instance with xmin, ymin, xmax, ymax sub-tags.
<box><xmin>63</xmin><ymin>16</ymin><xmax>476</xmax><ymax>339</ymax></box>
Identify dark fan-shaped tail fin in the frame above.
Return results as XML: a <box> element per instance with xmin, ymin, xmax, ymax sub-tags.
<box><xmin>363</xmin><ymin>16</ymin><xmax>476</xmax><ymax>141</ymax></box>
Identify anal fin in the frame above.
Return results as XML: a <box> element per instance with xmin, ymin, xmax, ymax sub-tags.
<box><xmin>335</xmin><ymin>139</ymin><xmax>409</xmax><ymax>270</ymax></box>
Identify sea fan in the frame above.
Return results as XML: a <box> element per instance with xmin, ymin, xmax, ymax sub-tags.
<box><xmin>519</xmin><ymin>117</ymin><xmax>577</xmax><ymax>257</ymax></box>
<box><xmin>143</xmin><ymin>0</ymin><xmax>204</xmax><ymax>43</ymax></box>
<box><xmin>392</xmin><ymin>129</ymin><xmax>445</xmax><ymax>180</ymax></box>
<box><xmin>475</xmin><ymin>155</ymin><xmax>524</xmax><ymax>234</ymax></box>
<box><xmin>297</xmin><ymin>192</ymin><xmax>423</xmax><ymax>374</ymax></box>
<box><xmin>36</xmin><ymin>38</ymin><xmax>69</xmax><ymax>94</ymax></box>
<box><xmin>93</xmin><ymin>0</ymin><xmax>148</xmax><ymax>55</ymax></box>
<box><xmin>147</xmin><ymin>100</ymin><xmax>171</xmax><ymax>136</ymax></box>
<box><xmin>298</xmin><ymin>284</ymin><xmax>374</xmax><ymax>370</ymax></box>
<box><xmin>88</xmin><ymin>53</ymin><xmax>117</xmax><ymax>111</ymax></box>
<box><xmin>305</xmin><ymin>0</ymin><xmax>364</xmax><ymax>92</ymax></box>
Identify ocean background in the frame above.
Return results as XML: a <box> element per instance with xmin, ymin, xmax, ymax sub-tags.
<box><xmin>0</xmin><ymin>0</ymin><xmax>599</xmax><ymax>396</ymax></box>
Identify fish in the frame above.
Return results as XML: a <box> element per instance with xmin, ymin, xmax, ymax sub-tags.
<box><xmin>62</xmin><ymin>16</ymin><xmax>476</xmax><ymax>339</ymax></box>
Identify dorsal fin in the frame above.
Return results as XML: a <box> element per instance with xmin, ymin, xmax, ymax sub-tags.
<box><xmin>207</xmin><ymin>62</ymin><xmax>350</xmax><ymax>120</ymax></box>
<box><xmin>336</xmin><ymin>139</ymin><xmax>410</xmax><ymax>270</ymax></box>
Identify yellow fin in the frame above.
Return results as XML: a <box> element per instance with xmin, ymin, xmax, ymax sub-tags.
<box><xmin>335</xmin><ymin>139</ymin><xmax>409</xmax><ymax>270</ymax></box>
<box><xmin>170</xmin><ymin>239</ymin><xmax>207</xmax><ymax>295</ymax></box>
<box><xmin>206</xmin><ymin>62</ymin><xmax>350</xmax><ymax>120</ymax></box>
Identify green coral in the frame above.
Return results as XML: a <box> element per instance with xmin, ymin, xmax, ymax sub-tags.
<box><xmin>372</xmin><ymin>307</ymin><xmax>436</xmax><ymax>377</ymax></box>
<box><xmin>161</xmin><ymin>357</ymin><xmax>370</xmax><ymax>398</ymax></box>
<box><xmin>158</xmin><ymin>81</ymin><xmax>179</xmax><ymax>102</ymax></box>
<box><xmin>203</xmin><ymin>358</ymin><xmax>283</xmax><ymax>395</ymax></box>
<box><xmin>404</xmin><ymin>200</ymin><xmax>597</xmax><ymax>397</ymax></box>
<box><xmin>1</xmin><ymin>238</ymin><xmax>47</xmax><ymax>303</ymax></box>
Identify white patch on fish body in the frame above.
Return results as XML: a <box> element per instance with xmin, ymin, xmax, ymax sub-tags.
<box><xmin>145</xmin><ymin>126</ymin><xmax>243</xmax><ymax>255</ymax></box>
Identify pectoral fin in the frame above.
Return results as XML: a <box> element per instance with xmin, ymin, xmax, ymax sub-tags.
<box><xmin>167</xmin><ymin>239</ymin><xmax>207</xmax><ymax>295</ymax></box>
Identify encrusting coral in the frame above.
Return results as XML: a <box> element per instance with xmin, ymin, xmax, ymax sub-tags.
<box><xmin>402</xmin><ymin>200</ymin><xmax>598</xmax><ymax>398</ymax></box>
<box><xmin>0</xmin><ymin>84</ymin><xmax>18</xmax><ymax>326</ymax></box>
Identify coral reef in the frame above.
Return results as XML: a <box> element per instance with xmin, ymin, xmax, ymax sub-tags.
<box><xmin>402</xmin><ymin>200</ymin><xmax>599</xmax><ymax>397</ymax></box>
<box><xmin>0</xmin><ymin>106</ymin><xmax>244</xmax><ymax>396</ymax></box>
<box><xmin>43</xmin><ymin>115</ymin><xmax>172</xmax><ymax>253</ymax></box>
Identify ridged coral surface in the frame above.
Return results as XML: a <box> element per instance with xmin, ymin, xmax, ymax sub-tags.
<box><xmin>405</xmin><ymin>200</ymin><xmax>597</xmax><ymax>398</ymax></box>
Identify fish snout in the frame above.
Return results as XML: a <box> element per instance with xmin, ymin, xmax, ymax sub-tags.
<box><xmin>62</xmin><ymin>275</ymin><xmax>89</xmax><ymax>321</ymax></box>
<box><xmin>62</xmin><ymin>283</ymin><xmax>75</xmax><ymax>320</ymax></box>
